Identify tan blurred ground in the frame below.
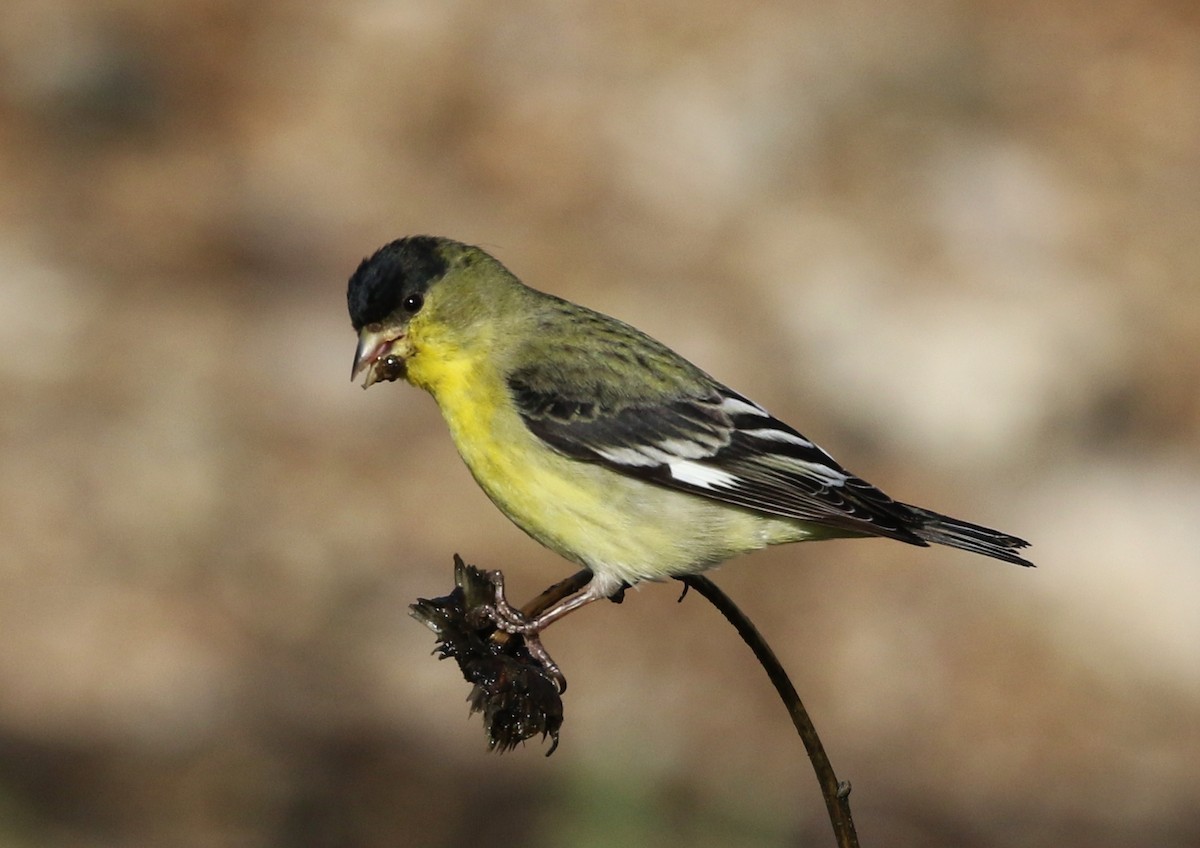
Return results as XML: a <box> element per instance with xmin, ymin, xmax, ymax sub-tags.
<box><xmin>1</xmin><ymin>1</ymin><xmax>1198</xmax><ymax>846</ymax></box>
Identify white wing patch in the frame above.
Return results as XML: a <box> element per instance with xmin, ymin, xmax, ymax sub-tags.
<box><xmin>598</xmin><ymin>434</ymin><xmax>725</xmax><ymax>468</ymax></box>
<box><xmin>668</xmin><ymin>460</ymin><xmax>739</xmax><ymax>489</ymax></box>
<box><xmin>740</xmin><ymin>427</ymin><xmax>815</xmax><ymax>448</ymax></box>
<box><xmin>718</xmin><ymin>395</ymin><xmax>769</xmax><ymax>418</ymax></box>
<box><xmin>596</xmin><ymin>446</ymin><xmax>661</xmax><ymax>467</ymax></box>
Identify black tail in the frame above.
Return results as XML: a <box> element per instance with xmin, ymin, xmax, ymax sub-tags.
<box><xmin>904</xmin><ymin>505</ymin><xmax>1034</xmax><ymax>567</ymax></box>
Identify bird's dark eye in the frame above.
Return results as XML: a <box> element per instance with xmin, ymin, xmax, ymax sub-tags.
<box><xmin>402</xmin><ymin>293</ymin><xmax>424</xmax><ymax>313</ymax></box>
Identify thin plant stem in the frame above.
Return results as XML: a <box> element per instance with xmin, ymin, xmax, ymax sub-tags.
<box><xmin>521</xmin><ymin>569</ymin><xmax>593</xmax><ymax>618</ymax></box>
<box><xmin>488</xmin><ymin>567</ymin><xmax>860</xmax><ymax>846</ymax></box>
<box><xmin>680</xmin><ymin>575</ymin><xmax>860</xmax><ymax>848</ymax></box>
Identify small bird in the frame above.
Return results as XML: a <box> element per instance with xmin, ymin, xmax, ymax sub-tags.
<box><xmin>349</xmin><ymin>236</ymin><xmax>1032</xmax><ymax>684</ymax></box>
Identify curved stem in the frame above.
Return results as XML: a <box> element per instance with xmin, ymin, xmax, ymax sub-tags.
<box><xmin>521</xmin><ymin>569</ymin><xmax>593</xmax><ymax>618</ymax></box>
<box><xmin>680</xmin><ymin>575</ymin><xmax>860</xmax><ymax>848</ymax></box>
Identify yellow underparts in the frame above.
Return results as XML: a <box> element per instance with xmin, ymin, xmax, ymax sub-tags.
<box><xmin>404</xmin><ymin>329</ymin><xmax>826</xmax><ymax>593</ymax></box>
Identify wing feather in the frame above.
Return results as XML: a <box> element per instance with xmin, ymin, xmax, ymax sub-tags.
<box><xmin>504</xmin><ymin>306</ymin><xmax>1031</xmax><ymax>566</ymax></box>
<box><xmin>508</xmin><ymin>369</ymin><xmax>929</xmax><ymax>544</ymax></box>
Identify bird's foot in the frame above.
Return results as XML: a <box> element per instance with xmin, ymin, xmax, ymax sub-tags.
<box><xmin>471</xmin><ymin>569</ymin><xmax>567</xmax><ymax>693</ymax></box>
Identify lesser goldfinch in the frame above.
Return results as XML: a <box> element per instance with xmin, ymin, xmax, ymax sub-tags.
<box><xmin>348</xmin><ymin>236</ymin><xmax>1032</xmax><ymax>682</ymax></box>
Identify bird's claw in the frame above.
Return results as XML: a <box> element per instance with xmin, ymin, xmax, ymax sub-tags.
<box><xmin>472</xmin><ymin>570</ymin><xmax>568</xmax><ymax>693</ymax></box>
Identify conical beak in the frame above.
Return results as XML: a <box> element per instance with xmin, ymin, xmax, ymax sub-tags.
<box><xmin>351</xmin><ymin>326</ymin><xmax>404</xmax><ymax>388</ymax></box>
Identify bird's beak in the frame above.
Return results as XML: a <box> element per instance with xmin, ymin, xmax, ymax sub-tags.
<box><xmin>351</xmin><ymin>326</ymin><xmax>405</xmax><ymax>388</ymax></box>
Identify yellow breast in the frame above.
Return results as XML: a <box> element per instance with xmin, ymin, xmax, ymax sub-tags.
<box><xmin>402</xmin><ymin>328</ymin><xmax>816</xmax><ymax>589</ymax></box>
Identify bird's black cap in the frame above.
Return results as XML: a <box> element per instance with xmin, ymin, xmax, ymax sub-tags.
<box><xmin>347</xmin><ymin>236</ymin><xmax>448</xmax><ymax>330</ymax></box>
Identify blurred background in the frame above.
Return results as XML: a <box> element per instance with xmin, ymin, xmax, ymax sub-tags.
<box><xmin>1</xmin><ymin>1</ymin><xmax>1198</xmax><ymax>846</ymax></box>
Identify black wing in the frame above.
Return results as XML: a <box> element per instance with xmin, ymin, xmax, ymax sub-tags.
<box><xmin>505</xmin><ymin>305</ymin><xmax>1032</xmax><ymax>566</ymax></box>
<box><xmin>508</xmin><ymin>371</ymin><xmax>936</xmax><ymax>545</ymax></box>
